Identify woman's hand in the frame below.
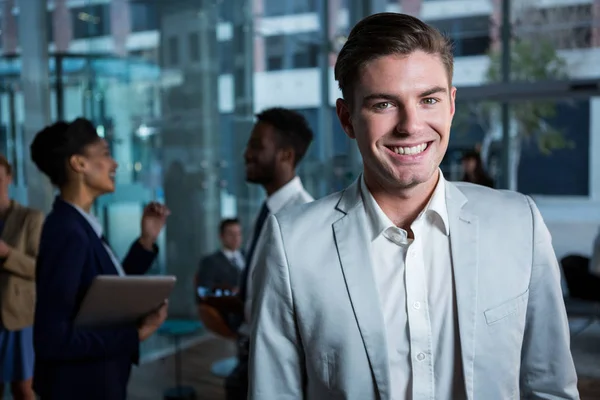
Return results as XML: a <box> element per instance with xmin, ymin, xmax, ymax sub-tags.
<box><xmin>138</xmin><ymin>301</ymin><xmax>169</xmax><ymax>342</ymax></box>
<box><xmin>139</xmin><ymin>202</ymin><xmax>170</xmax><ymax>250</ymax></box>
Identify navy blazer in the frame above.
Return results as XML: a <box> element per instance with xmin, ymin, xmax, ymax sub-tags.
<box><xmin>33</xmin><ymin>197</ymin><xmax>158</xmax><ymax>400</ymax></box>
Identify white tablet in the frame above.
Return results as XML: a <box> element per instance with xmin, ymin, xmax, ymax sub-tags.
<box><xmin>74</xmin><ymin>275</ymin><xmax>177</xmax><ymax>327</ymax></box>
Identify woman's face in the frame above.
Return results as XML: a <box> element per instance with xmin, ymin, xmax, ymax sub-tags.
<box><xmin>72</xmin><ymin>139</ymin><xmax>118</xmax><ymax>195</ymax></box>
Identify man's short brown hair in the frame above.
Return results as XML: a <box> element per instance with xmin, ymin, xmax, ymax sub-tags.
<box><xmin>334</xmin><ymin>13</ymin><xmax>454</xmax><ymax>103</ymax></box>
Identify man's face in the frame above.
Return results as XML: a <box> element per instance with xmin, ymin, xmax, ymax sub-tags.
<box><xmin>220</xmin><ymin>223</ymin><xmax>242</xmax><ymax>251</ymax></box>
<box><xmin>244</xmin><ymin>121</ymin><xmax>279</xmax><ymax>185</ymax></box>
<box><xmin>337</xmin><ymin>51</ymin><xmax>456</xmax><ymax>191</ymax></box>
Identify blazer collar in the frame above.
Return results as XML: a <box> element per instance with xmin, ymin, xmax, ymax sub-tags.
<box><xmin>333</xmin><ymin>195</ymin><xmax>391</xmax><ymax>399</ymax></box>
<box><xmin>445</xmin><ymin>182</ymin><xmax>479</xmax><ymax>399</ymax></box>
<box><xmin>334</xmin><ymin>176</ymin><xmax>362</xmax><ymax>215</ymax></box>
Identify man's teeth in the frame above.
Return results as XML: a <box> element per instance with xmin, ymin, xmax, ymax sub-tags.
<box><xmin>392</xmin><ymin>143</ymin><xmax>428</xmax><ymax>155</ymax></box>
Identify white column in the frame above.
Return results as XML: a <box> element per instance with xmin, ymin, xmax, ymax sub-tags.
<box><xmin>17</xmin><ymin>0</ymin><xmax>54</xmax><ymax>212</ymax></box>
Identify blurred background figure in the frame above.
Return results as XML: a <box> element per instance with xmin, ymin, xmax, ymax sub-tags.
<box><xmin>196</xmin><ymin>218</ymin><xmax>245</xmax><ymax>331</ymax></box>
<box><xmin>0</xmin><ymin>155</ymin><xmax>43</xmax><ymax>400</ymax></box>
<box><xmin>196</xmin><ymin>218</ymin><xmax>244</xmax><ymax>294</ymax></box>
<box><xmin>461</xmin><ymin>149</ymin><xmax>494</xmax><ymax>188</ymax></box>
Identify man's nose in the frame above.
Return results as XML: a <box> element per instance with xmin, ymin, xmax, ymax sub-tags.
<box><xmin>395</xmin><ymin>106</ymin><xmax>422</xmax><ymax>135</ymax></box>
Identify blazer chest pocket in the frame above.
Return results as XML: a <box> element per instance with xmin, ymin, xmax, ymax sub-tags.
<box><xmin>484</xmin><ymin>289</ymin><xmax>529</xmax><ymax>325</ymax></box>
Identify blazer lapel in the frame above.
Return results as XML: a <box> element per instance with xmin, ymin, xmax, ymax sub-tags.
<box><xmin>54</xmin><ymin>197</ymin><xmax>120</xmax><ymax>276</ymax></box>
<box><xmin>446</xmin><ymin>182</ymin><xmax>479</xmax><ymax>400</ymax></box>
<box><xmin>332</xmin><ymin>179</ymin><xmax>391</xmax><ymax>400</ymax></box>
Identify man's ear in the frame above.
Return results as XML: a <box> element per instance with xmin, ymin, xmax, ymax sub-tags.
<box><xmin>336</xmin><ymin>98</ymin><xmax>355</xmax><ymax>139</ymax></box>
<box><xmin>279</xmin><ymin>147</ymin><xmax>295</xmax><ymax>166</ymax></box>
<box><xmin>68</xmin><ymin>154</ymin><xmax>86</xmax><ymax>174</ymax></box>
<box><xmin>450</xmin><ymin>86</ymin><xmax>457</xmax><ymax>119</ymax></box>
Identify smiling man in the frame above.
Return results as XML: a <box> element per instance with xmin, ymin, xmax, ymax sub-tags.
<box><xmin>248</xmin><ymin>13</ymin><xmax>578</xmax><ymax>400</ymax></box>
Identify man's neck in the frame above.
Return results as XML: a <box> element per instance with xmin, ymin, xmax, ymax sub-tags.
<box><xmin>365</xmin><ymin>170</ymin><xmax>439</xmax><ymax>233</ymax></box>
<box><xmin>263</xmin><ymin>173</ymin><xmax>296</xmax><ymax>197</ymax></box>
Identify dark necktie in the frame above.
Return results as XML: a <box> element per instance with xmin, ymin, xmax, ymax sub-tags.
<box><xmin>239</xmin><ymin>202</ymin><xmax>270</xmax><ymax>302</ymax></box>
<box><xmin>229</xmin><ymin>256</ymin><xmax>240</xmax><ymax>269</ymax></box>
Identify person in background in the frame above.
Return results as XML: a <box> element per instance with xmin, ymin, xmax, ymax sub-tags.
<box><xmin>559</xmin><ymin>227</ymin><xmax>600</xmax><ymax>301</ymax></box>
<box><xmin>30</xmin><ymin>118</ymin><xmax>170</xmax><ymax>400</ymax></box>
<box><xmin>224</xmin><ymin>107</ymin><xmax>315</xmax><ymax>400</ymax></box>
<box><xmin>461</xmin><ymin>149</ymin><xmax>494</xmax><ymax>188</ymax></box>
<box><xmin>196</xmin><ymin>218</ymin><xmax>244</xmax><ymax>293</ymax></box>
<box><xmin>0</xmin><ymin>156</ymin><xmax>44</xmax><ymax>400</ymax></box>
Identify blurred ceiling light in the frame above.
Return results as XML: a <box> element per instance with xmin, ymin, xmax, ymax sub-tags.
<box><xmin>136</xmin><ymin>124</ymin><xmax>155</xmax><ymax>139</ymax></box>
<box><xmin>78</xmin><ymin>12</ymin><xmax>99</xmax><ymax>24</ymax></box>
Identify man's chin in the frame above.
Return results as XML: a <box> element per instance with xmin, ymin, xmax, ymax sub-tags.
<box><xmin>392</xmin><ymin>169</ymin><xmax>438</xmax><ymax>190</ymax></box>
<box><xmin>245</xmin><ymin>174</ymin><xmax>261</xmax><ymax>184</ymax></box>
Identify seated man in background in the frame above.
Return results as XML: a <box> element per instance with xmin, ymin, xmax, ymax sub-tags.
<box><xmin>560</xmin><ymin>226</ymin><xmax>600</xmax><ymax>301</ymax></box>
<box><xmin>196</xmin><ymin>218</ymin><xmax>244</xmax><ymax>295</ymax></box>
<box><xmin>196</xmin><ymin>218</ymin><xmax>245</xmax><ymax>331</ymax></box>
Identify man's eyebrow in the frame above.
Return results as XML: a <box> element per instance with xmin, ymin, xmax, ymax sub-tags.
<box><xmin>361</xmin><ymin>93</ymin><xmax>399</xmax><ymax>105</ymax></box>
<box><xmin>419</xmin><ymin>86</ymin><xmax>447</xmax><ymax>97</ymax></box>
<box><xmin>361</xmin><ymin>86</ymin><xmax>448</xmax><ymax>105</ymax></box>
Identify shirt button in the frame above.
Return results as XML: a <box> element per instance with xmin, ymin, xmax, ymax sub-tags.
<box><xmin>413</xmin><ymin>301</ymin><xmax>421</xmax><ymax>309</ymax></box>
<box><xmin>416</xmin><ymin>353</ymin><xmax>426</xmax><ymax>361</ymax></box>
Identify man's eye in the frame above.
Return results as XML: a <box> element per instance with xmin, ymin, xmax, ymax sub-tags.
<box><xmin>373</xmin><ymin>102</ymin><xmax>392</xmax><ymax>110</ymax></box>
<box><xmin>422</xmin><ymin>98</ymin><xmax>439</xmax><ymax>105</ymax></box>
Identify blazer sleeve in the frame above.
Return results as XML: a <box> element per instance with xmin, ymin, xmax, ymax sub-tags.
<box><xmin>519</xmin><ymin>196</ymin><xmax>579</xmax><ymax>399</ymax></box>
<box><xmin>121</xmin><ymin>239</ymin><xmax>158</xmax><ymax>275</ymax></box>
<box><xmin>248</xmin><ymin>215</ymin><xmax>305</xmax><ymax>399</ymax></box>
<box><xmin>34</xmin><ymin>228</ymin><xmax>139</xmax><ymax>362</ymax></box>
<box><xmin>2</xmin><ymin>210</ymin><xmax>44</xmax><ymax>280</ymax></box>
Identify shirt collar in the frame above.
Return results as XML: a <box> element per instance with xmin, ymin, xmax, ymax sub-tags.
<box><xmin>423</xmin><ymin>171</ymin><xmax>449</xmax><ymax>236</ymax></box>
<box><xmin>360</xmin><ymin>178</ymin><xmax>396</xmax><ymax>241</ymax></box>
<box><xmin>222</xmin><ymin>249</ymin><xmax>241</xmax><ymax>259</ymax></box>
<box><xmin>360</xmin><ymin>169</ymin><xmax>449</xmax><ymax>241</ymax></box>
<box><xmin>68</xmin><ymin>202</ymin><xmax>104</xmax><ymax>238</ymax></box>
<box><xmin>265</xmin><ymin>176</ymin><xmax>304</xmax><ymax>214</ymax></box>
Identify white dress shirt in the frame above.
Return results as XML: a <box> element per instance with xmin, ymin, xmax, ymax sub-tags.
<box><xmin>70</xmin><ymin>203</ymin><xmax>126</xmax><ymax>276</ymax></box>
<box><xmin>222</xmin><ymin>249</ymin><xmax>245</xmax><ymax>270</ymax></box>
<box><xmin>240</xmin><ymin>176</ymin><xmax>313</xmax><ymax>334</ymax></box>
<box><xmin>360</xmin><ymin>171</ymin><xmax>465</xmax><ymax>400</ymax></box>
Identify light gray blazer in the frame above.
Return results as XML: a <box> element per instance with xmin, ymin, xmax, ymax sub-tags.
<box><xmin>248</xmin><ymin>178</ymin><xmax>579</xmax><ymax>400</ymax></box>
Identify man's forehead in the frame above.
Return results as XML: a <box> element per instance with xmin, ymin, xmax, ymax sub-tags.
<box><xmin>356</xmin><ymin>52</ymin><xmax>450</xmax><ymax>91</ymax></box>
